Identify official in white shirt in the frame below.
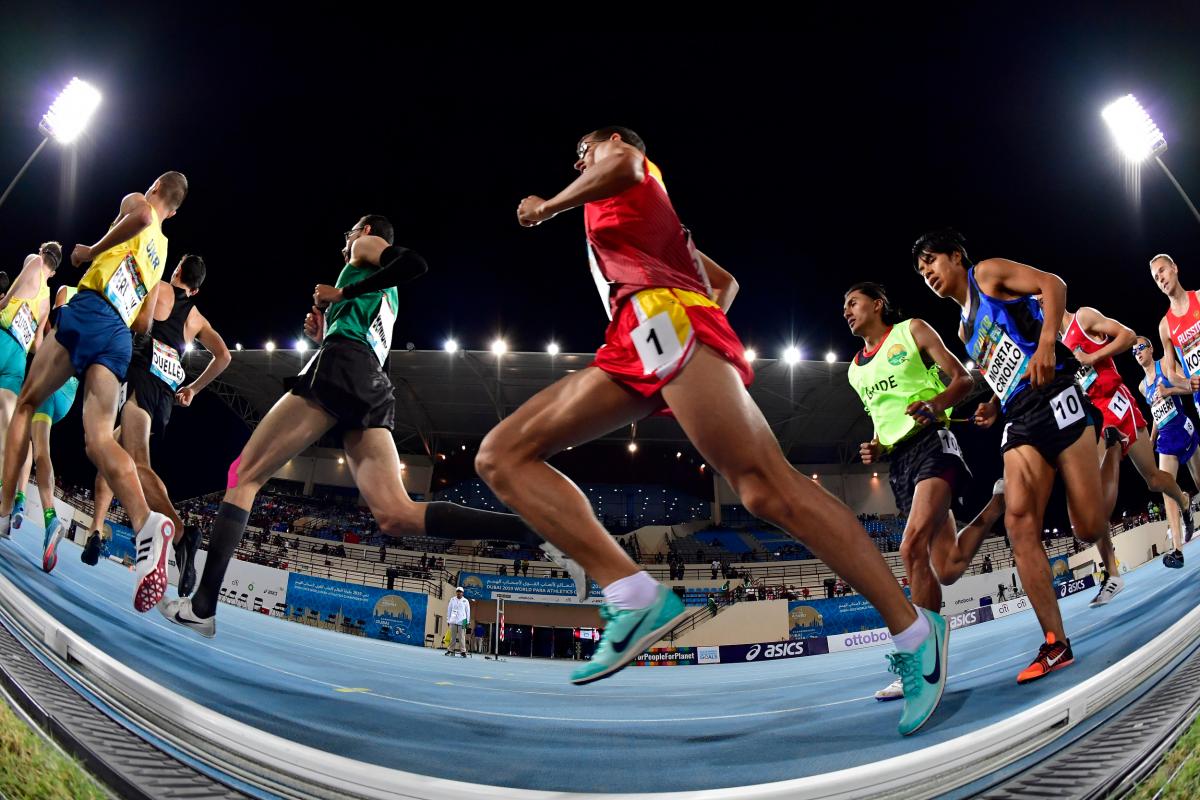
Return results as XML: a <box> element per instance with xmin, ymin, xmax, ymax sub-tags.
<box><xmin>446</xmin><ymin>586</ymin><xmax>470</xmax><ymax>657</ymax></box>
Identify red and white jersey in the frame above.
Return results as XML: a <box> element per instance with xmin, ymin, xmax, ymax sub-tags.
<box><xmin>584</xmin><ymin>158</ymin><xmax>711</xmax><ymax>319</ymax></box>
<box><xmin>1061</xmin><ymin>312</ymin><xmax>1124</xmax><ymax>401</ymax></box>
<box><xmin>1166</xmin><ymin>290</ymin><xmax>1200</xmax><ymax>379</ymax></box>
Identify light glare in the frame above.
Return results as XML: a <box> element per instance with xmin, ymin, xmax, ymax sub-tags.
<box><xmin>1102</xmin><ymin>94</ymin><xmax>1166</xmax><ymax>163</ymax></box>
<box><xmin>39</xmin><ymin>78</ymin><xmax>102</xmax><ymax>145</ymax></box>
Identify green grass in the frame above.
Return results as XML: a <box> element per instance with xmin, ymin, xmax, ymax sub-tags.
<box><xmin>1132</xmin><ymin>710</ymin><xmax>1200</xmax><ymax>800</ymax></box>
<box><xmin>0</xmin><ymin>697</ymin><xmax>109</xmax><ymax>799</ymax></box>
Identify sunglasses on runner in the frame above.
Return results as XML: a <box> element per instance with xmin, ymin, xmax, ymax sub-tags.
<box><xmin>1131</xmin><ymin>343</ymin><xmax>1150</xmax><ymax>355</ymax></box>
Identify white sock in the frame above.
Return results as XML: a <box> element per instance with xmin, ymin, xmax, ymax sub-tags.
<box><xmin>891</xmin><ymin>607</ymin><xmax>931</xmax><ymax>653</ymax></box>
<box><xmin>603</xmin><ymin>571</ymin><xmax>659</xmax><ymax>610</ymax></box>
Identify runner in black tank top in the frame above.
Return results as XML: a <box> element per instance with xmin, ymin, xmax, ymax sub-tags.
<box><xmin>88</xmin><ymin>255</ymin><xmax>232</xmax><ymax>597</ymax></box>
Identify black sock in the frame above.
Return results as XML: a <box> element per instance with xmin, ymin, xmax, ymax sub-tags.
<box><xmin>424</xmin><ymin>502</ymin><xmax>539</xmax><ymax>545</ymax></box>
<box><xmin>191</xmin><ymin>503</ymin><xmax>250</xmax><ymax>618</ymax></box>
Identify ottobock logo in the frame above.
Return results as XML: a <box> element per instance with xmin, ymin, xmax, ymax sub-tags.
<box><xmin>745</xmin><ymin>642</ymin><xmax>806</xmax><ymax>661</ymax></box>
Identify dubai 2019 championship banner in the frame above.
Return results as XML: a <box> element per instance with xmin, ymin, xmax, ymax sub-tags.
<box><xmin>285</xmin><ymin>574</ymin><xmax>428</xmax><ymax>646</ymax></box>
<box><xmin>459</xmin><ymin>571</ymin><xmax>604</xmax><ymax>605</ymax></box>
<box><xmin>787</xmin><ymin>597</ymin><xmax>887</xmax><ymax>639</ymax></box>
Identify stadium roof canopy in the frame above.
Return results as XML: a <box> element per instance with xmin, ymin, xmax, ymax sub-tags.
<box><xmin>205</xmin><ymin>349</ymin><xmax>963</xmax><ymax>465</ymax></box>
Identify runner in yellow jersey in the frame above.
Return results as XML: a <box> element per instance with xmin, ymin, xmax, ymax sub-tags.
<box><xmin>0</xmin><ymin>242</ymin><xmax>59</xmax><ymax>523</ymax></box>
<box><xmin>0</xmin><ymin>172</ymin><xmax>187</xmax><ymax>614</ymax></box>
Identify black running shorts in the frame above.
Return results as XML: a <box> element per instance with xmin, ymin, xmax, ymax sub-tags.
<box><xmin>290</xmin><ymin>336</ymin><xmax>395</xmax><ymax>435</ymax></box>
<box><xmin>887</xmin><ymin>425</ymin><xmax>971</xmax><ymax>516</ymax></box>
<box><xmin>123</xmin><ymin>357</ymin><xmax>175</xmax><ymax>436</ymax></box>
<box><xmin>1000</xmin><ymin>373</ymin><xmax>1100</xmax><ymax>462</ymax></box>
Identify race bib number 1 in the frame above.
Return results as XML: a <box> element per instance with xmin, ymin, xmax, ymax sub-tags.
<box><xmin>103</xmin><ymin>255</ymin><xmax>148</xmax><ymax>325</ymax></box>
<box><xmin>1051</xmin><ymin>385</ymin><xmax>1085</xmax><ymax>430</ymax></box>
<box><xmin>632</xmin><ymin>311</ymin><xmax>684</xmax><ymax>376</ymax></box>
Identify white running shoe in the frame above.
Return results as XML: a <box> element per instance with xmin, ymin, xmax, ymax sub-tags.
<box><xmin>158</xmin><ymin>597</ymin><xmax>216</xmax><ymax>638</ymax></box>
<box><xmin>1089</xmin><ymin>575</ymin><xmax>1125</xmax><ymax>608</ymax></box>
<box><xmin>540</xmin><ymin>541</ymin><xmax>589</xmax><ymax>602</ymax></box>
<box><xmin>874</xmin><ymin>677</ymin><xmax>904</xmax><ymax>702</ymax></box>
<box><xmin>133</xmin><ymin>513</ymin><xmax>174</xmax><ymax>612</ymax></box>
<box><xmin>993</xmin><ymin>479</ymin><xmax>1005</xmax><ymax>496</ymax></box>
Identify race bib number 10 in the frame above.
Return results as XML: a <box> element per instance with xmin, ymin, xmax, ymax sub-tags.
<box><xmin>1051</xmin><ymin>385</ymin><xmax>1085</xmax><ymax>430</ymax></box>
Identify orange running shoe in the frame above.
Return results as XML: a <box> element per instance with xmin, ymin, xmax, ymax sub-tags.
<box><xmin>1017</xmin><ymin>632</ymin><xmax>1074</xmax><ymax>684</ymax></box>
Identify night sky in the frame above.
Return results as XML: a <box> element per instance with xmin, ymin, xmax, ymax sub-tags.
<box><xmin>1</xmin><ymin>11</ymin><xmax>1199</xmax><ymax>527</ymax></box>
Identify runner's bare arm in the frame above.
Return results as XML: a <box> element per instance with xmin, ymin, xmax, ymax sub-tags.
<box><xmin>908</xmin><ymin>318</ymin><xmax>973</xmax><ymax>420</ymax></box>
<box><xmin>0</xmin><ymin>257</ymin><xmax>44</xmax><ymax>310</ymax></box>
<box><xmin>53</xmin><ymin>285</ymin><xmax>71</xmax><ymax>310</ymax></box>
<box><xmin>1159</xmin><ymin>316</ymin><xmax>1190</xmax><ymax>385</ymax></box>
<box><xmin>1073</xmin><ymin>307</ymin><xmax>1136</xmax><ymax>366</ymax></box>
<box><xmin>180</xmin><ymin>311</ymin><xmax>231</xmax><ymax>397</ymax></box>
<box><xmin>70</xmin><ymin>193</ymin><xmax>153</xmax><ymax>267</ymax></box>
<box><xmin>975</xmin><ymin>257</ymin><xmax>1065</xmax><ymax>388</ymax></box>
<box><xmin>518</xmin><ymin>146</ymin><xmax>644</xmax><ymax>226</ymax></box>
<box><xmin>696</xmin><ymin>249</ymin><xmax>738</xmax><ymax>312</ymax></box>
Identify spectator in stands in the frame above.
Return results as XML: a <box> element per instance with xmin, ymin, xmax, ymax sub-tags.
<box><xmin>522</xmin><ymin>561</ymin><xmax>529</xmax><ymax>577</ymax></box>
<box><xmin>998</xmin><ymin>584</ymin><xmax>1007</xmax><ymax>601</ymax></box>
<box><xmin>499</xmin><ymin>566</ymin><xmax>507</xmax><ymax>576</ymax></box>
<box><xmin>982</xmin><ymin>555</ymin><xmax>993</xmax><ymax>573</ymax></box>
<box><xmin>711</xmin><ymin>559</ymin><xmax>719</xmax><ymax>579</ymax></box>
<box><xmin>707</xmin><ymin>594</ymin><xmax>718</xmax><ymax>616</ymax></box>
<box><xmin>446</xmin><ymin>587</ymin><xmax>470</xmax><ymax>657</ymax></box>
<box><xmin>379</xmin><ymin>544</ymin><xmax>387</xmax><ymax>563</ymax></box>
<box><xmin>801</xmin><ymin>586</ymin><xmax>811</xmax><ymax>600</ymax></box>
<box><xmin>513</xmin><ymin>557</ymin><xmax>522</xmax><ymax>576</ymax></box>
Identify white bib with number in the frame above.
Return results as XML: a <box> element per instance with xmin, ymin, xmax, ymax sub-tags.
<box><xmin>1151</xmin><ymin>394</ymin><xmax>1178</xmax><ymax>429</ymax></box>
<box><xmin>1107</xmin><ymin>389</ymin><xmax>1131</xmax><ymax>420</ymax></box>
<box><xmin>7</xmin><ymin>303</ymin><xmax>36</xmax><ymax>353</ymax></box>
<box><xmin>979</xmin><ymin>329</ymin><xmax>1029</xmax><ymax>404</ymax></box>
<box><xmin>632</xmin><ymin>311</ymin><xmax>684</xmax><ymax>376</ymax></box>
<box><xmin>149</xmin><ymin>339</ymin><xmax>185</xmax><ymax>391</ymax></box>
<box><xmin>937</xmin><ymin>429</ymin><xmax>963</xmax><ymax>459</ymax></box>
<box><xmin>366</xmin><ymin>295</ymin><xmax>397</xmax><ymax>367</ymax></box>
<box><xmin>1050</xmin><ymin>384</ymin><xmax>1086</xmax><ymax>429</ymax></box>
<box><xmin>1183</xmin><ymin>338</ymin><xmax>1200</xmax><ymax>378</ymax></box>
<box><xmin>103</xmin><ymin>254</ymin><xmax>148</xmax><ymax>325</ymax></box>
<box><xmin>1075</xmin><ymin>361</ymin><xmax>1098</xmax><ymax>391</ymax></box>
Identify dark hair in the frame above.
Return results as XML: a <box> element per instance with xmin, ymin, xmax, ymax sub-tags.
<box><xmin>38</xmin><ymin>241</ymin><xmax>62</xmax><ymax>271</ymax></box>
<box><xmin>912</xmin><ymin>228</ymin><xmax>971</xmax><ymax>271</ymax></box>
<box><xmin>178</xmin><ymin>254</ymin><xmax>206</xmax><ymax>289</ymax></box>
<box><xmin>845</xmin><ymin>281</ymin><xmax>903</xmax><ymax>325</ymax></box>
<box><xmin>0</xmin><ymin>272</ymin><xmax>10</xmax><ymax>295</ymax></box>
<box><xmin>1135</xmin><ymin>335</ymin><xmax>1154</xmax><ymax>351</ymax></box>
<box><xmin>590</xmin><ymin>126</ymin><xmax>646</xmax><ymax>153</ymax></box>
<box><xmin>156</xmin><ymin>171</ymin><xmax>188</xmax><ymax>211</ymax></box>
<box><xmin>358</xmin><ymin>214</ymin><xmax>394</xmax><ymax>245</ymax></box>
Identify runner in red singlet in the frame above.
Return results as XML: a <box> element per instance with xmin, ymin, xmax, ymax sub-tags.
<box><xmin>476</xmin><ymin>126</ymin><xmax>949</xmax><ymax>736</ymax></box>
<box><xmin>1058</xmin><ymin>305</ymin><xmax>1193</xmax><ymax>606</ymax></box>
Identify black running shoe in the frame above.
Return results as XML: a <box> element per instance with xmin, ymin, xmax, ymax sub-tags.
<box><xmin>80</xmin><ymin>533</ymin><xmax>101</xmax><ymax>566</ymax></box>
<box><xmin>175</xmin><ymin>528</ymin><xmax>200</xmax><ymax>597</ymax></box>
<box><xmin>1183</xmin><ymin>505</ymin><xmax>1195</xmax><ymax>544</ymax></box>
<box><xmin>1164</xmin><ymin>551</ymin><xmax>1183</xmax><ymax>569</ymax></box>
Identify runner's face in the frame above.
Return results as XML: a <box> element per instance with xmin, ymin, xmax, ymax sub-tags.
<box><xmin>574</xmin><ymin>134</ymin><xmax>615</xmax><ymax>173</ymax></box>
<box><xmin>915</xmin><ymin>250</ymin><xmax>957</xmax><ymax>298</ymax></box>
<box><xmin>1151</xmin><ymin>258</ymin><xmax>1178</xmax><ymax>295</ymax></box>
<box><xmin>1132</xmin><ymin>341</ymin><xmax>1153</xmax><ymax>367</ymax></box>
<box><xmin>843</xmin><ymin>292</ymin><xmax>881</xmax><ymax>336</ymax></box>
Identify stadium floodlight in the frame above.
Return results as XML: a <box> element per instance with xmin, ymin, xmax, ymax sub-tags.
<box><xmin>264</xmin><ymin>340</ymin><xmax>276</xmax><ymax>352</ymax></box>
<box><xmin>743</xmin><ymin>348</ymin><xmax>757</xmax><ymax>363</ymax></box>
<box><xmin>491</xmin><ymin>338</ymin><xmax>508</xmax><ymax>355</ymax></box>
<box><xmin>547</xmin><ymin>342</ymin><xmax>560</xmax><ymax>356</ymax></box>
<box><xmin>627</xmin><ymin>442</ymin><xmax>638</xmax><ymax>453</ymax></box>
<box><xmin>964</xmin><ymin>360</ymin><xmax>975</xmax><ymax>370</ymax></box>
<box><xmin>783</xmin><ymin>346</ymin><xmax>801</xmax><ymax>365</ymax></box>
<box><xmin>0</xmin><ymin>77</ymin><xmax>102</xmax><ymax>212</ymax></box>
<box><xmin>235</xmin><ymin>342</ymin><xmax>243</xmax><ymax>351</ymax></box>
<box><xmin>184</xmin><ymin>342</ymin><xmax>195</xmax><ymax>353</ymax></box>
<box><xmin>1103</xmin><ymin>93</ymin><xmax>1200</xmax><ymax>225</ymax></box>
<box><xmin>1102</xmin><ymin>94</ymin><xmax>1166</xmax><ymax>164</ymax></box>
<box><xmin>824</xmin><ymin>351</ymin><xmax>837</xmax><ymax>363</ymax></box>
<box><xmin>295</xmin><ymin>339</ymin><xmax>308</xmax><ymax>353</ymax></box>
<box><xmin>444</xmin><ymin>338</ymin><xmax>459</xmax><ymax>353</ymax></box>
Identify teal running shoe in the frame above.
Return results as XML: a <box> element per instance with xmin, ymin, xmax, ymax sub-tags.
<box><xmin>42</xmin><ymin>516</ymin><xmax>63</xmax><ymax>573</ymax></box>
<box><xmin>571</xmin><ymin>585</ymin><xmax>686</xmax><ymax>685</ymax></box>
<box><xmin>11</xmin><ymin>495</ymin><xmax>25</xmax><ymax>531</ymax></box>
<box><xmin>886</xmin><ymin>608</ymin><xmax>948</xmax><ymax>736</ymax></box>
